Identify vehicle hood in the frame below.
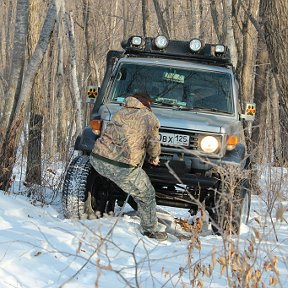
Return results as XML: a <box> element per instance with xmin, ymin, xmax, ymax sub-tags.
<box><xmin>100</xmin><ymin>103</ymin><xmax>240</xmax><ymax>134</ymax></box>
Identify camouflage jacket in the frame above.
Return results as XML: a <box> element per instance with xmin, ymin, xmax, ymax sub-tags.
<box><xmin>92</xmin><ymin>96</ymin><xmax>161</xmax><ymax>167</ymax></box>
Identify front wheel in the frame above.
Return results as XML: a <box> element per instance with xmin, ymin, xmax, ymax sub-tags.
<box><xmin>62</xmin><ymin>155</ymin><xmax>114</xmax><ymax>219</ymax></box>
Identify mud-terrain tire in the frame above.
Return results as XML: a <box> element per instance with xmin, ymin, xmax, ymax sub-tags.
<box><xmin>211</xmin><ymin>179</ymin><xmax>251</xmax><ymax>235</ymax></box>
<box><xmin>62</xmin><ymin>155</ymin><xmax>93</xmax><ymax>218</ymax></box>
<box><xmin>62</xmin><ymin>155</ymin><xmax>110</xmax><ymax>219</ymax></box>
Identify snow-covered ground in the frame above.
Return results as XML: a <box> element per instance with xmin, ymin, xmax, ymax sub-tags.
<box><xmin>0</xmin><ymin>165</ymin><xmax>288</xmax><ymax>287</ymax></box>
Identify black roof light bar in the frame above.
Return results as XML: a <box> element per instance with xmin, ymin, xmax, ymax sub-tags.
<box><xmin>121</xmin><ymin>36</ymin><xmax>232</xmax><ymax>67</ymax></box>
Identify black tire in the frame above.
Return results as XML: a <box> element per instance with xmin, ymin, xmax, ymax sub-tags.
<box><xmin>62</xmin><ymin>155</ymin><xmax>118</xmax><ymax>219</ymax></box>
<box><xmin>62</xmin><ymin>155</ymin><xmax>93</xmax><ymax>218</ymax></box>
<box><xmin>211</xmin><ymin>179</ymin><xmax>251</xmax><ymax>235</ymax></box>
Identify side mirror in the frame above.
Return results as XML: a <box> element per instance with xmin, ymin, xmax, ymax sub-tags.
<box><xmin>241</xmin><ymin>102</ymin><xmax>256</xmax><ymax>121</ymax></box>
<box><xmin>86</xmin><ymin>85</ymin><xmax>99</xmax><ymax>103</ymax></box>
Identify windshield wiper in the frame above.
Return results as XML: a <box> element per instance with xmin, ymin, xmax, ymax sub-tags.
<box><xmin>153</xmin><ymin>97</ymin><xmax>177</xmax><ymax>106</ymax></box>
<box><xmin>193</xmin><ymin>106</ymin><xmax>230</xmax><ymax>113</ymax></box>
<box><xmin>175</xmin><ymin>106</ymin><xmax>230</xmax><ymax>114</ymax></box>
<box><xmin>172</xmin><ymin>105</ymin><xmax>191</xmax><ymax>111</ymax></box>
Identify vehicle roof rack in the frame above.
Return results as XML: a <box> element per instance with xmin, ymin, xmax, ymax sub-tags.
<box><xmin>121</xmin><ymin>36</ymin><xmax>233</xmax><ymax>68</ymax></box>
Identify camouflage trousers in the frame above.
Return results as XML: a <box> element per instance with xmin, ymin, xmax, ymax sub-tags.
<box><xmin>89</xmin><ymin>155</ymin><xmax>159</xmax><ymax>233</ymax></box>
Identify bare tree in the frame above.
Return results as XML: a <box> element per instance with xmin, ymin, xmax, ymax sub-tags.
<box><xmin>0</xmin><ymin>0</ymin><xmax>29</xmax><ymax>148</ymax></box>
<box><xmin>0</xmin><ymin>0</ymin><xmax>62</xmax><ymax>190</ymax></box>
<box><xmin>229</xmin><ymin>0</ymin><xmax>260</xmax><ymax>154</ymax></box>
<box><xmin>64</xmin><ymin>11</ymin><xmax>83</xmax><ymax>135</ymax></box>
<box><xmin>210</xmin><ymin>0</ymin><xmax>237</xmax><ymax>65</ymax></box>
<box><xmin>210</xmin><ymin>0</ymin><xmax>224</xmax><ymax>42</ymax></box>
<box><xmin>152</xmin><ymin>0</ymin><xmax>169</xmax><ymax>37</ymax></box>
<box><xmin>25</xmin><ymin>0</ymin><xmax>45</xmax><ymax>186</ymax></box>
<box><xmin>239</xmin><ymin>0</ymin><xmax>259</xmax><ymax>105</ymax></box>
<box><xmin>0</xmin><ymin>1</ymin><xmax>16</xmax><ymax>113</ymax></box>
<box><xmin>260</xmin><ymin>0</ymin><xmax>288</xmax><ymax>161</ymax></box>
<box><xmin>251</xmin><ymin>35</ymin><xmax>269</xmax><ymax>163</ymax></box>
<box><xmin>56</xmin><ymin>6</ymin><xmax>67</xmax><ymax>159</ymax></box>
<box><xmin>187</xmin><ymin>0</ymin><xmax>202</xmax><ymax>38</ymax></box>
<box><xmin>2</xmin><ymin>0</ymin><xmax>285</xmax><ymax>190</ymax></box>
<box><xmin>141</xmin><ymin>0</ymin><xmax>150</xmax><ymax>37</ymax></box>
<box><xmin>223</xmin><ymin>0</ymin><xmax>237</xmax><ymax>66</ymax></box>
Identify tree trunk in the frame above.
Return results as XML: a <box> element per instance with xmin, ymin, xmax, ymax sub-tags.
<box><xmin>239</xmin><ymin>0</ymin><xmax>259</xmax><ymax>106</ymax></box>
<box><xmin>234</xmin><ymin>0</ymin><xmax>259</xmax><ymax>156</ymax></box>
<box><xmin>232</xmin><ymin>1</ymin><xmax>243</xmax><ymax>77</ymax></box>
<box><xmin>141</xmin><ymin>0</ymin><xmax>150</xmax><ymax>37</ymax></box>
<box><xmin>109</xmin><ymin>0</ymin><xmax>119</xmax><ymax>48</ymax></box>
<box><xmin>251</xmin><ymin>35</ymin><xmax>269</xmax><ymax>163</ymax></box>
<box><xmin>188</xmin><ymin>0</ymin><xmax>201</xmax><ymax>38</ymax></box>
<box><xmin>0</xmin><ymin>0</ymin><xmax>28</xmax><ymax>148</ymax></box>
<box><xmin>260</xmin><ymin>0</ymin><xmax>288</xmax><ymax>161</ymax></box>
<box><xmin>26</xmin><ymin>112</ymin><xmax>43</xmax><ymax>184</ymax></box>
<box><xmin>152</xmin><ymin>0</ymin><xmax>169</xmax><ymax>37</ymax></box>
<box><xmin>82</xmin><ymin>0</ymin><xmax>92</xmax><ymax>84</ymax></box>
<box><xmin>223</xmin><ymin>0</ymin><xmax>237</xmax><ymax>66</ymax></box>
<box><xmin>0</xmin><ymin>0</ymin><xmax>60</xmax><ymax>191</ymax></box>
<box><xmin>56</xmin><ymin>7</ymin><xmax>67</xmax><ymax>160</ymax></box>
<box><xmin>64</xmin><ymin>12</ymin><xmax>83</xmax><ymax>136</ymax></box>
<box><xmin>0</xmin><ymin>1</ymin><xmax>15</xmax><ymax>84</ymax></box>
<box><xmin>46</xmin><ymin>30</ymin><xmax>57</xmax><ymax>158</ymax></box>
<box><xmin>210</xmin><ymin>0</ymin><xmax>224</xmax><ymax>42</ymax></box>
<box><xmin>25</xmin><ymin>0</ymin><xmax>44</xmax><ymax>186</ymax></box>
<box><xmin>210</xmin><ymin>0</ymin><xmax>237</xmax><ymax>65</ymax></box>
<box><xmin>270</xmin><ymin>77</ymin><xmax>281</xmax><ymax>164</ymax></box>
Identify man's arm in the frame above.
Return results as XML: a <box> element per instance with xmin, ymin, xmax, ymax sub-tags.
<box><xmin>146</xmin><ymin>116</ymin><xmax>161</xmax><ymax>165</ymax></box>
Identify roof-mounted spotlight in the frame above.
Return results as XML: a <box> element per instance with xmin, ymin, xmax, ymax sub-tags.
<box><xmin>154</xmin><ymin>35</ymin><xmax>169</xmax><ymax>49</ymax></box>
<box><xmin>189</xmin><ymin>38</ymin><xmax>202</xmax><ymax>52</ymax></box>
<box><xmin>131</xmin><ymin>36</ymin><xmax>143</xmax><ymax>47</ymax></box>
<box><xmin>215</xmin><ymin>44</ymin><xmax>225</xmax><ymax>55</ymax></box>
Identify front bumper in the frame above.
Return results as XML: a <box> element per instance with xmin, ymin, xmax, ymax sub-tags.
<box><xmin>143</xmin><ymin>160</ymin><xmax>219</xmax><ymax>187</ymax></box>
<box><xmin>143</xmin><ymin>160</ymin><xmax>219</xmax><ymax>209</ymax></box>
<box><xmin>143</xmin><ymin>144</ymin><xmax>246</xmax><ymax>209</ymax></box>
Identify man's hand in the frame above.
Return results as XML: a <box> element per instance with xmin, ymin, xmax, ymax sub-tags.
<box><xmin>149</xmin><ymin>156</ymin><xmax>160</xmax><ymax>166</ymax></box>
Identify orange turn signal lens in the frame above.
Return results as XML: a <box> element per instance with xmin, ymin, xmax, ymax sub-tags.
<box><xmin>227</xmin><ymin>135</ymin><xmax>239</xmax><ymax>145</ymax></box>
<box><xmin>226</xmin><ymin>135</ymin><xmax>239</xmax><ymax>151</ymax></box>
<box><xmin>90</xmin><ymin>120</ymin><xmax>102</xmax><ymax>135</ymax></box>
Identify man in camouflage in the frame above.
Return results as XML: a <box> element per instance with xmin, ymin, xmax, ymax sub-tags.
<box><xmin>90</xmin><ymin>92</ymin><xmax>168</xmax><ymax>241</ymax></box>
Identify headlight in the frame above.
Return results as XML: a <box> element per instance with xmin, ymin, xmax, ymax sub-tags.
<box><xmin>154</xmin><ymin>35</ymin><xmax>169</xmax><ymax>49</ymax></box>
<box><xmin>131</xmin><ymin>36</ymin><xmax>143</xmax><ymax>46</ymax></box>
<box><xmin>215</xmin><ymin>44</ymin><xmax>225</xmax><ymax>53</ymax></box>
<box><xmin>215</xmin><ymin>44</ymin><xmax>225</xmax><ymax>56</ymax></box>
<box><xmin>199</xmin><ymin>136</ymin><xmax>219</xmax><ymax>154</ymax></box>
<box><xmin>189</xmin><ymin>38</ymin><xmax>202</xmax><ymax>52</ymax></box>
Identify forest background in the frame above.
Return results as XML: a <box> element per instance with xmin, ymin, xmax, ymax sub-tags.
<box><xmin>0</xmin><ymin>1</ymin><xmax>288</xmax><ymax>287</ymax></box>
<box><xmin>0</xmin><ymin>0</ymin><xmax>287</xmax><ymax>188</ymax></box>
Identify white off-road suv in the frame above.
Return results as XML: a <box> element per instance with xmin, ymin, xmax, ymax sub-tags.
<box><xmin>62</xmin><ymin>36</ymin><xmax>254</xmax><ymax>235</ymax></box>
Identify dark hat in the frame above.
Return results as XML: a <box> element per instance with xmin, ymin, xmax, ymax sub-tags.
<box><xmin>130</xmin><ymin>92</ymin><xmax>152</xmax><ymax>110</ymax></box>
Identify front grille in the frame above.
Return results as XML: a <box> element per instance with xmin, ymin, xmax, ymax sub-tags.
<box><xmin>159</xmin><ymin>128</ymin><xmax>199</xmax><ymax>150</ymax></box>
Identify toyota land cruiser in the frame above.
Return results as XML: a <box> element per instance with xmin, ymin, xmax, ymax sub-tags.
<box><xmin>62</xmin><ymin>36</ymin><xmax>255</xmax><ymax>235</ymax></box>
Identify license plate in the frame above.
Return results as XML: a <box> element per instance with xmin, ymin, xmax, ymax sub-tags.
<box><xmin>159</xmin><ymin>132</ymin><xmax>190</xmax><ymax>146</ymax></box>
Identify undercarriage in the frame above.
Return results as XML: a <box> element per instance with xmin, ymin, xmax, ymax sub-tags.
<box><xmin>143</xmin><ymin>160</ymin><xmax>219</xmax><ymax>210</ymax></box>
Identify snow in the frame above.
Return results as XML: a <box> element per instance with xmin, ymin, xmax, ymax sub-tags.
<box><xmin>1</xmin><ymin>165</ymin><xmax>288</xmax><ymax>287</ymax></box>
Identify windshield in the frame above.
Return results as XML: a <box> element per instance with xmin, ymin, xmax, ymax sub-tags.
<box><xmin>109</xmin><ymin>63</ymin><xmax>234</xmax><ymax>114</ymax></box>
